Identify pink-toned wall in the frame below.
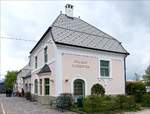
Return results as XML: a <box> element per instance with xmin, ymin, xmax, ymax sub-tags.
<box><xmin>31</xmin><ymin>62</ymin><xmax>55</xmax><ymax>96</ymax></box>
<box><xmin>61</xmin><ymin>53</ymin><xmax>125</xmax><ymax>95</ymax></box>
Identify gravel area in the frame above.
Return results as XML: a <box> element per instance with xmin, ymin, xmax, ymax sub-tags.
<box><xmin>0</xmin><ymin>94</ymin><xmax>150</xmax><ymax>114</ymax></box>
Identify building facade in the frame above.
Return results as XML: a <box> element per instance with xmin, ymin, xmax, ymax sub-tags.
<box><xmin>16</xmin><ymin>65</ymin><xmax>31</xmax><ymax>93</ymax></box>
<box><xmin>18</xmin><ymin>4</ymin><xmax>129</xmax><ymax>104</ymax></box>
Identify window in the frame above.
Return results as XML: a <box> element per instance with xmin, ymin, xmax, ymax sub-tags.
<box><xmin>100</xmin><ymin>60</ymin><xmax>110</xmax><ymax>77</ymax></box>
<box><xmin>44</xmin><ymin>78</ymin><xmax>49</xmax><ymax>95</ymax></box>
<box><xmin>74</xmin><ymin>79</ymin><xmax>85</xmax><ymax>96</ymax></box>
<box><xmin>40</xmin><ymin>79</ymin><xmax>42</xmax><ymax>95</ymax></box>
<box><xmin>35</xmin><ymin>56</ymin><xmax>37</xmax><ymax>68</ymax></box>
<box><xmin>44</xmin><ymin>46</ymin><xmax>48</xmax><ymax>63</ymax></box>
<box><xmin>34</xmin><ymin>79</ymin><xmax>38</xmax><ymax>94</ymax></box>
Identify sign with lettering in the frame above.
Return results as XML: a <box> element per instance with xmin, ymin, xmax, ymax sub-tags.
<box><xmin>72</xmin><ymin>60</ymin><xmax>90</xmax><ymax>68</ymax></box>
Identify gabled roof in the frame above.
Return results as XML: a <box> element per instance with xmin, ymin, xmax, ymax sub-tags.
<box><xmin>37</xmin><ymin>64</ymin><xmax>51</xmax><ymax>75</ymax></box>
<box><xmin>30</xmin><ymin>14</ymin><xmax>129</xmax><ymax>55</ymax></box>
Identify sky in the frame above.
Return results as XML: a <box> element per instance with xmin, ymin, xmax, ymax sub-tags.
<box><xmin>0</xmin><ymin>0</ymin><xmax>150</xmax><ymax>81</ymax></box>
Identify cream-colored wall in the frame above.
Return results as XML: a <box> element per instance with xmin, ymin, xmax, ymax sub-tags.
<box><xmin>30</xmin><ymin>31</ymin><xmax>56</xmax><ymax>96</ymax></box>
<box><xmin>59</xmin><ymin>45</ymin><xmax>125</xmax><ymax>95</ymax></box>
<box><xmin>31</xmin><ymin>63</ymin><xmax>55</xmax><ymax>96</ymax></box>
<box><xmin>30</xmin><ymin>31</ymin><xmax>55</xmax><ymax>72</ymax></box>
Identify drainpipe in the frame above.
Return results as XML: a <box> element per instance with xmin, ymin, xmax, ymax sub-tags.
<box><xmin>124</xmin><ymin>55</ymin><xmax>127</xmax><ymax>95</ymax></box>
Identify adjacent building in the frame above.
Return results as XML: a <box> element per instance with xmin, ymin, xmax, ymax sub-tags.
<box><xmin>17</xmin><ymin>4</ymin><xmax>129</xmax><ymax>104</ymax></box>
<box><xmin>16</xmin><ymin>65</ymin><xmax>31</xmax><ymax>93</ymax></box>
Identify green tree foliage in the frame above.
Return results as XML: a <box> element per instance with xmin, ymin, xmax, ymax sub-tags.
<box><xmin>126</xmin><ymin>81</ymin><xmax>146</xmax><ymax>102</ymax></box>
<box><xmin>4</xmin><ymin>71</ymin><xmax>17</xmax><ymax>89</ymax></box>
<box><xmin>142</xmin><ymin>93</ymin><xmax>150</xmax><ymax>107</ymax></box>
<box><xmin>143</xmin><ymin>65</ymin><xmax>150</xmax><ymax>86</ymax></box>
<box><xmin>91</xmin><ymin>83</ymin><xmax>105</xmax><ymax>96</ymax></box>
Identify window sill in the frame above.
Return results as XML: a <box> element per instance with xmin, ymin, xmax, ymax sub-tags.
<box><xmin>98</xmin><ymin>77</ymin><xmax>112</xmax><ymax>79</ymax></box>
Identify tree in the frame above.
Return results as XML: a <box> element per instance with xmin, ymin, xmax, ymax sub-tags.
<box><xmin>126</xmin><ymin>81</ymin><xmax>146</xmax><ymax>102</ymax></box>
<box><xmin>91</xmin><ymin>83</ymin><xmax>105</xmax><ymax>96</ymax></box>
<box><xmin>143</xmin><ymin>65</ymin><xmax>150</xmax><ymax>86</ymax></box>
<box><xmin>4</xmin><ymin>71</ymin><xmax>17</xmax><ymax>90</ymax></box>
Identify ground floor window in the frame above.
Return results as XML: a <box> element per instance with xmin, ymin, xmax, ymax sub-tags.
<box><xmin>44</xmin><ymin>78</ymin><xmax>49</xmax><ymax>95</ymax></box>
<box><xmin>34</xmin><ymin>79</ymin><xmax>38</xmax><ymax>94</ymax></box>
<box><xmin>74</xmin><ymin>79</ymin><xmax>85</xmax><ymax>96</ymax></box>
<box><xmin>40</xmin><ymin>79</ymin><xmax>42</xmax><ymax>95</ymax></box>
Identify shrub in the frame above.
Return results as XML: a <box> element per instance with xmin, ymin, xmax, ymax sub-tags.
<box><xmin>126</xmin><ymin>82</ymin><xmax>146</xmax><ymax>102</ymax></box>
<box><xmin>142</xmin><ymin>93</ymin><xmax>150</xmax><ymax>107</ymax></box>
<box><xmin>56</xmin><ymin>93</ymin><xmax>73</xmax><ymax>109</ymax></box>
<box><xmin>83</xmin><ymin>95</ymin><xmax>114</xmax><ymax>113</ymax></box>
<box><xmin>77</xmin><ymin>96</ymin><xmax>84</xmax><ymax>107</ymax></box>
<box><xmin>114</xmin><ymin>95</ymin><xmax>139</xmax><ymax>111</ymax></box>
<box><xmin>25</xmin><ymin>92</ymin><xmax>31</xmax><ymax>100</ymax></box>
<box><xmin>91</xmin><ymin>83</ymin><xmax>105</xmax><ymax>96</ymax></box>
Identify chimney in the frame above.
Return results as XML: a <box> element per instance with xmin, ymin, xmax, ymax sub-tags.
<box><xmin>65</xmin><ymin>4</ymin><xmax>73</xmax><ymax>17</ymax></box>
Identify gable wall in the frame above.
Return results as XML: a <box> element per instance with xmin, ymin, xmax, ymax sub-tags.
<box><xmin>56</xmin><ymin>44</ymin><xmax>126</xmax><ymax>95</ymax></box>
<box><xmin>30</xmin><ymin>31</ymin><xmax>56</xmax><ymax>95</ymax></box>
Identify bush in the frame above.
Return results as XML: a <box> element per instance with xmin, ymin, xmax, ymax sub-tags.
<box><xmin>83</xmin><ymin>95</ymin><xmax>114</xmax><ymax>113</ymax></box>
<box><xmin>142</xmin><ymin>93</ymin><xmax>150</xmax><ymax>107</ymax></box>
<box><xmin>83</xmin><ymin>95</ymin><xmax>139</xmax><ymax>113</ymax></box>
<box><xmin>91</xmin><ymin>83</ymin><xmax>105</xmax><ymax>96</ymax></box>
<box><xmin>114</xmin><ymin>95</ymin><xmax>139</xmax><ymax>111</ymax></box>
<box><xmin>25</xmin><ymin>92</ymin><xmax>31</xmax><ymax>100</ymax></box>
<box><xmin>77</xmin><ymin>96</ymin><xmax>84</xmax><ymax>107</ymax></box>
<box><xmin>126</xmin><ymin>82</ymin><xmax>146</xmax><ymax>102</ymax></box>
<box><xmin>56</xmin><ymin>93</ymin><xmax>73</xmax><ymax>109</ymax></box>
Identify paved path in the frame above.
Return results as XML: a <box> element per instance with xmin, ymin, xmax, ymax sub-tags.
<box><xmin>0</xmin><ymin>94</ymin><xmax>150</xmax><ymax>114</ymax></box>
<box><xmin>125</xmin><ymin>109</ymin><xmax>150</xmax><ymax>114</ymax></box>
<box><xmin>0</xmin><ymin>94</ymin><xmax>77</xmax><ymax>114</ymax></box>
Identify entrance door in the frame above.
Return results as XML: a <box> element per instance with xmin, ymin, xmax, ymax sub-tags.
<box><xmin>73</xmin><ymin>79</ymin><xmax>85</xmax><ymax>97</ymax></box>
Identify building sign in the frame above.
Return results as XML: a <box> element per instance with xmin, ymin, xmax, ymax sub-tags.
<box><xmin>72</xmin><ymin>60</ymin><xmax>90</xmax><ymax>68</ymax></box>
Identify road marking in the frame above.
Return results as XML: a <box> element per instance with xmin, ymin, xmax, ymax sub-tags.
<box><xmin>0</xmin><ymin>103</ymin><xmax>5</xmax><ymax>114</ymax></box>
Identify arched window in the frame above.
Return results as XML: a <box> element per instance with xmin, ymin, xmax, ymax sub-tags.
<box><xmin>34</xmin><ymin>79</ymin><xmax>38</xmax><ymax>94</ymax></box>
<box><xmin>74</xmin><ymin>79</ymin><xmax>85</xmax><ymax>96</ymax></box>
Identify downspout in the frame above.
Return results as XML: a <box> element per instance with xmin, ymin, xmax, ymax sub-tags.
<box><xmin>124</xmin><ymin>55</ymin><xmax>127</xmax><ymax>95</ymax></box>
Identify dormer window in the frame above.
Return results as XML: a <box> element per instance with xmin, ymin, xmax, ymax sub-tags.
<box><xmin>44</xmin><ymin>46</ymin><xmax>48</xmax><ymax>63</ymax></box>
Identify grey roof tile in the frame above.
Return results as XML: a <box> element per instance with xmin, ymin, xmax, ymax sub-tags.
<box><xmin>51</xmin><ymin>14</ymin><xmax>128</xmax><ymax>54</ymax></box>
<box><xmin>38</xmin><ymin>64</ymin><xmax>51</xmax><ymax>74</ymax></box>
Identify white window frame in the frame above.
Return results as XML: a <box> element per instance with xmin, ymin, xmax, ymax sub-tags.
<box><xmin>99</xmin><ymin>58</ymin><xmax>112</xmax><ymax>79</ymax></box>
<box><xmin>35</xmin><ymin>56</ymin><xmax>38</xmax><ymax>69</ymax></box>
<box><xmin>44</xmin><ymin>46</ymin><xmax>48</xmax><ymax>64</ymax></box>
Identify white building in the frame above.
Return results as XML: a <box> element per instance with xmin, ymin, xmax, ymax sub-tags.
<box><xmin>18</xmin><ymin>4</ymin><xmax>129</xmax><ymax>104</ymax></box>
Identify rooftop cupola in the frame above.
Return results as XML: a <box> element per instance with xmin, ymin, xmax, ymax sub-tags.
<box><xmin>65</xmin><ymin>4</ymin><xmax>73</xmax><ymax>17</ymax></box>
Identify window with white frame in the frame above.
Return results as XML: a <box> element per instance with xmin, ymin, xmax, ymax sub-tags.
<box><xmin>40</xmin><ymin>79</ymin><xmax>42</xmax><ymax>95</ymax></box>
<box><xmin>35</xmin><ymin>56</ymin><xmax>37</xmax><ymax>68</ymax></box>
<box><xmin>44</xmin><ymin>46</ymin><xmax>48</xmax><ymax>63</ymax></box>
<box><xmin>34</xmin><ymin>79</ymin><xmax>38</xmax><ymax>94</ymax></box>
<box><xmin>100</xmin><ymin>60</ymin><xmax>110</xmax><ymax>77</ymax></box>
<box><xmin>44</xmin><ymin>78</ymin><xmax>49</xmax><ymax>95</ymax></box>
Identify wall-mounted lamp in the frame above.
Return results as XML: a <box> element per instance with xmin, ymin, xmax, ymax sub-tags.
<box><xmin>50</xmin><ymin>79</ymin><xmax>54</xmax><ymax>83</ymax></box>
<box><xmin>65</xmin><ymin>79</ymin><xmax>69</xmax><ymax>82</ymax></box>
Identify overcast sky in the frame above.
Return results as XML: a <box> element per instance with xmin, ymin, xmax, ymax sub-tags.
<box><xmin>0</xmin><ymin>0</ymin><xmax>150</xmax><ymax>81</ymax></box>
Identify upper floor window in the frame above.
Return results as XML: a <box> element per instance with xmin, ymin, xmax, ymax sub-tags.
<box><xmin>100</xmin><ymin>60</ymin><xmax>110</xmax><ymax>77</ymax></box>
<box><xmin>44</xmin><ymin>46</ymin><xmax>48</xmax><ymax>63</ymax></box>
<box><xmin>35</xmin><ymin>56</ymin><xmax>37</xmax><ymax>68</ymax></box>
